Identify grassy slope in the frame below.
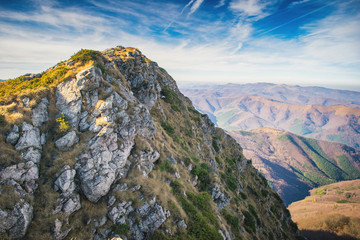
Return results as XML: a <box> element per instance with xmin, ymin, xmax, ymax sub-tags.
<box><xmin>288</xmin><ymin>179</ymin><xmax>360</xmax><ymax>240</ymax></box>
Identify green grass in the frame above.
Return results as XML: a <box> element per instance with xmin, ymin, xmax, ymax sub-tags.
<box><xmin>0</xmin><ymin>66</ymin><xmax>68</xmax><ymax>100</ymax></box>
<box><xmin>221</xmin><ymin>209</ymin><xmax>239</xmax><ymax>233</ymax></box>
<box><xmin>242</xmin><ymin>210</ymin><xmax>256</xmax><ymax>234</ymax></box>
<box><xmin>70</xmin><ymin>49</ymin><xmax>102</xmax><ymax>63</ymax></box>
<box><xmin>161</xmin><ymin>120</ymin><xmax>175</xmax><ymax>135</ymax></box>
<box><xmin>289</xmin><ymin>119</ymin><xmax>312</xmax><ymax>135</ymax></box>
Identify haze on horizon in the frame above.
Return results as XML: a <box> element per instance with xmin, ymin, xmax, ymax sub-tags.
<box><xmin>0</xmin><ymin>0</ymin><xmax>359</xmax><ymax>91</ymax></box>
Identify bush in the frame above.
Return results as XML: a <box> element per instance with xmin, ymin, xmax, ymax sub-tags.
<box><xmin>161</xmin><ymin>120</ymin><xmax>175</xmax><ymax>135</ymax></box>
<box><xmin>242</xmin><ymin>210</ymin><xmax>256</xmax><ymax>233</ymax></box>
<box><xmin>0</xmin><ymin>114</ymin><xmax>6</xmax><ymax>127</ymax></box>
<box><xmin>158</xmin><ymin>159</ymin><xmax>175</xmax><ymax>173</ymax></box>
<box><xmin>221</xmin><ymin>169</ymin><xmax>237</xmax><ymax>192</ymax></box>
<box><xmin>191</xmin><ymin>163</ymin><xmax>212</xmax><ymax>191</ymax></box>
<box><xmin>112</xmin><ymin>224</ymin><xmax>129</xmax><ymax>235</ymax></box>
<box><xmin>222</xmin><ymin>209</ymin><xmax>239</xmax><ymax>233</ymax></box>
<box><xmin>56</xmin><ymin>113</ymin><xmax>70</xmax><ymax>132</ymax></box>
<box><xmin>170</xmin><ymin>180</ymin><xmax>183</xmax><ymax>196</ymax></box>
<box><xmin>212</xmin><ymin>137</ymin><xmax>220</xmax><ymax>152</ymax></box>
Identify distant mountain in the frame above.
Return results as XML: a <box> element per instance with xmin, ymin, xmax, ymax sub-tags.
<box><xmin>288</xmin><ymin>179</ymin><xmax>360</xmax><ymax>240</ymax></box>
<box><xmin>181</xmin><ymin>83</ymin><xmax>360</xmax><ymax>149</ymax></box>
<box><xmin>228</xmin><ymin>128</ymin><xmax>360</xmax><ymax>205</ymax></box>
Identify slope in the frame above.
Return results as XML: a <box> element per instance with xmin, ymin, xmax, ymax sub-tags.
<box><xmin>288</xmin><ymin>179</ymin><xmax>360</xmax><ymax>240</ymax></box>
<box><xmin>0</xmin><ymin>47</ymin><xmax>299</xmax><ymax>239</ymax></box>
<box><xmin>228</xmin><ymin>128</ymin><xmax>360</xmax><ymax>205</ymax></box>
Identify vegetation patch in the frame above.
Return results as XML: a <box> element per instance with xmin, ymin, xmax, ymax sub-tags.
<box><xmin>242</xmin><ymin>209</ymin><xmax>256</xmax><ymax>234</ymax></box>
<box><xmin>161</xmin><ymin>120</ymin><xmax>175</xmax><ymax>136</ymax></box>
<box><xmin>191</xmin><ymin>163</ymin><xmax>212</xmax><ymax>191</ymax></box>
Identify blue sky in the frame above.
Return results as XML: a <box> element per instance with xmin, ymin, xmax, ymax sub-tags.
<box><xmin>0</xmin><ymin>0</ymin><xmax>359</xmax><ymax>90</ymax></box>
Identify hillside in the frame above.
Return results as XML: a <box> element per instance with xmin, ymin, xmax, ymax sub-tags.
<box><xmin>288</xmin><ymin>179</ymin><xmax>360</xmax><ymax>240</ymax></box>
<box><xmin>0</xmin><ymin>47</ymin><xmax>299</xmax><ymax>239</ymax></box>
<box><xmin>181</xmin><ymin>84</ymin><xmax>360</xmax><ymax>149</ymax></box>
<box><xmin>228</xmin><ymin>128</ymin><xmax>360</xmax><ymax>205</ymax></box>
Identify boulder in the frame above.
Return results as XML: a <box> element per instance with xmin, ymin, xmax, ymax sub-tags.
<box><xmin>32</xmin><ymin>97</ymin><xmax>49</xmax><ymax>127</ymax></box>
<box><xmin>55</xmin><ymin>130</ymin><xmax>79</xmax><ymax>152</ymax></box>
<box><xmin>52</xmin><ymin>219</ymin><xmax>71</xmax><ymax>240</ymax></box>
<box><xmin>54</xmin><ymin>165</ymin><xmax>76</xmax><ymax>193</ymax></box>
<box><xmin>15</xmin><ymin>122</ymin><xmax>41</xmax><ymax>151</ymax></box>
<box><xmin>0</xmin><ymin>200</ymin><xmax>33</xmax><ymax>239</ymax></box>
<box><xmin>6</xmin><ymin>125</ymin><xmax>19</xmax><ymax>145</ymax></box>
<box><xmin>21</xmin><ymin>147</ymin><xmax>41</xmax><ymax>164</ymax></box>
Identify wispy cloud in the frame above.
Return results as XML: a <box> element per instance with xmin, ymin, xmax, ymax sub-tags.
<box><xmin>229</xmin><ymin>0</ymin><xmax>267</xmax><ymax>17</ymax></box>
<box><xmin>215</xmin><ymin>0</ymin><xmax>226</xmax><ymax>8</ymax></box>
<box><xmin>189</xmin><ymin>0</ymin><xmax>205</xmax><ymax>16</ymax></box>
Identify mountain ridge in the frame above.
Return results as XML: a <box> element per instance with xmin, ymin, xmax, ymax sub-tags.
<box><xmin>0</xmin><ymin>47</ymin><xmax>299</xmax><ymax>239</ymax></box>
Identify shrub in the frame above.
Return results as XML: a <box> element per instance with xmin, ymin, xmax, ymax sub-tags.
<box><xmin>112</xmin><ymin>224</ymin><xmax>129</xmax><ymax>235</ymax></box>
<box><xmin>170</xmin><ymin>180</ymin><xmax>183</xmax><ymax>196</ymax></box>
<box><xmin>158</xmin><ymin>159</ymin><xmax>175</xmax><ymax>173</ymax></box>
<box><xmin>191</xmin><ymin>163</ymin><xmax>212</xmax><ymax>191</ymax></box>
<box><xmin>212</xmin><ymin>137</ymin><xmax>220</xmax><ymax>152</ymax></box>
<box><xmin>222</xmin><ymin>209</ymin><xmax>239</xmax><ymax>233</ymax></box>
<box><xmin>161</xmin><ymin>88</ymin><xmax>181</xmax><ymax>105</ymax></box>
<box><xmin>240</xmin><ymin>191</ymin><xmax>248</xmax><ymax>200</ymax></box>
<box><xmin>56</xmin><ymin>113</ymin><xmax>70</xmax><ymax>132</ymax></box>
<box><xmin>242</xmin><ymin>210</ymin><xmax>256</xmax><ymax>233</ymax></box>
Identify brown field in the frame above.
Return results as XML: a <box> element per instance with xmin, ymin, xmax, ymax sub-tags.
<box><xmin>288</xmin><ymin>179</ymin><xmax>360</xmax><ymax>240</ymax></box>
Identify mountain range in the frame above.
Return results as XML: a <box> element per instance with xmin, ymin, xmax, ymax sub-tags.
<box><xmin>182</xmin><ymin>83</ymin><xmax>360</xmax><ymax>150</ymax></box>
<box><xmin>0</xmin><ymin>47</ymin><xmax>298</xmax><ymax>239</ymax></box>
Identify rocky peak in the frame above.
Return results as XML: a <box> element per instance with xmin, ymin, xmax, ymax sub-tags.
<box><xmin>0</xmin><ymin>46</ymin><xmax>299</xmax><ymax>239</ymax></box>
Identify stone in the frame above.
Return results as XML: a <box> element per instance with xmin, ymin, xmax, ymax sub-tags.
<box><xmin>0</xmin><ymin>161</ymin><xmax>39</xmax><ymax>193</ymax></box>
<box><xmin>52</xmin><ymin>219</ymin><xmax>71</xmax><ymax>240</ymax></box>
<box><xmin>0</xmin><ymin>200</ymin><xmax>33</xmax><ymax>239</ymax></box>
<box><xmin>32</xmin><ymin>97</ymin><xmax>49</xmax><ymax>127</ymax></box>
<box><xmin>55</xmin><ymin>130</ymin><xmax>79</xmax><ymax>151</ymax></box>
<box><xmin>107</xmin><ymin>196</ymin><xmax>116</xmax><ymax>207</ymax></box>
<box><xmin>108</xmin><ymin>201</ymin><xmax>134</xmax><ymax>224</ymax></box>
<box><xmin>6</xmin><ymin>124</ymin><xmax>20</xmax><ymax>145</ymax></box>
<box><xmin>54</xmin><ymin>165</ymin><xmax>76</xmax><ymax>193</ymax></box>
<box><xmin>177</xmin><ymin>220</ymin><xmax>187</xmax><ymax>229</ymax></box>
<box><xmin>56</xmin><ymin>79</ymin><xmax>82</xmax><ymax>128</ymax></box>
<box><xmin>22</xmin><ymin>97</ymin><xmax>30</xmax><ymax>108</ymax></box>
<box><xmin>211</xmin><ymin>183</ymin><xmax>231</xmax><ymax>211</ymax></box>
<box><xmin>53</xmin><ymin>194</ymin><xmax>81</xmax><ymax>216</ymax></box>
<box><xmin>21</xmin><ymin>147</ymin><xmax>41</xmax><ymax>164</ymax></box>
<box><xmin>15</xmin><ymin>122</ymin><xmax>41</xmax><ymax>151</ymax></box>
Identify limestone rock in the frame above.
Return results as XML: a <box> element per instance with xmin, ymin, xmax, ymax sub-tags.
<box><xmin>21</xmin><ymin>147</ymin><xmax>41</xmax><ymax>164</ymax></box>
<box><xmin>55</xmin><ymin>130</ymin><xmax>79</xmax><ymax>152</ymax></box>
<box><xmin>32</xmin><ymin>97</ymin><xmax>49</xmax><ymax>127</ymax></box>
<box><xmin>0</xmin><ymin>200</ymin><xmax>33</xmax><ymax>239</ymax></box>
<box><xmin>54</xmin><ymin>165</ymin><xmax>76</xmax><ymax>193</ymax></box>
<box><xmin>177</xmin><ymin>220</ymin><xmax>187</xmax><ymax>229</ymax></box>
<box><xmin>52</xmin><ymin>219</ymin><xmax>71</xmax><ymax>240</ymax></box>
<box><xmin>211</xmin><ymin>183</ymin><xmax>231</xmax><ymax>211</ymax></box>
<box><xmin>108</xmin><ymin>201</ymin><xmax>134</xmax><ymax>224</ymax></box>
<box><xmin>6</xmin><ymin>125</ymin><xmax>19</xmax><ymax>145</ymax></box>
<box><xmin>53</xmin><ymin>193</ymin><xmax>81</xmax><ymax>216</ymax></box>
<box><xmin>15</xmin><ymin>122</ymin><xmax>41</xmax><ymax>151</ymax></box>
<box><xmin>0</xmin><ymin>161</ymin><xmax>39</xmax><ymax>193</ymax></box>
<box><xmin>56</xmin><ymin>79</ymin><xmax>82</xmax><ymax>128</ymax></box>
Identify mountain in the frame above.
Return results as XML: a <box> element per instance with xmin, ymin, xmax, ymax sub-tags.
<box><xmin>228</xmin><ymin>128</ymin><xmax>360</xmax><ymax>205</ymax></box>
<box><xmin>0</xmin><ymin>47</ymin><xmax>298</xmax><ymax>239</ymax></box>
<box><xmin>181</xmin><ymin>83</ymin><xmax>360</xmax><ymax>150</ymax></box>
<box><xmin>288</xmin><ymin>179</ymin><xmax>360</xmax><ymax>240</ymax></box>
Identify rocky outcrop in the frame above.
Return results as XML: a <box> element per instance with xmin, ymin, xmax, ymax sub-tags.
<box><xmin>6</xmin><ymin>125</ymin><xmax>19</xmax><ymax>145</ymax></box>
<box><xmin>32</xmin><ymin>98</ymin><xmax>49</xmax><ymax>127</ymax></box>
<box><xmin>15</xmin><ymin>122</ymin><xmax>41</xmax><ymax>151</ymax></box>
<box><xmin>0</xmin><ymin>200</ymin><xmax>33</xmax><ymax>239</ymax></box>
<box><xmin>55</xmin><ymin>130</ymin><xmax>79</xmax><ymax>152</ymax></box>
<box><xmin>211</xmin><ymin>183</ymin><xmax>231</xmax><ymax>211</ymax></box>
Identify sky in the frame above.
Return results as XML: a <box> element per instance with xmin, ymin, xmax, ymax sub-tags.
<box><xmin>0</xmin><ymin>0</ymin><xmax>359</xmax><ymax>90</ymax></box>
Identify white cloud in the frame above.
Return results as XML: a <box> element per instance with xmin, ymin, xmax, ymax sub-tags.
<box><xmin>189</xmin><ymin>0</ymin><xmax>205</xmax><ymax>16</ymax></box>
<box><xmin>229</xmin><ymin>0</ymin><xmax>264</xmax><ymax>16</ymax></box>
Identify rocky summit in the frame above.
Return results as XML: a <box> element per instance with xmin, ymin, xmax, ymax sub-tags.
<box><xmin>0</xmin><ymin>46</ymin><xmax>299</xmax><ymax>239</ymax></box>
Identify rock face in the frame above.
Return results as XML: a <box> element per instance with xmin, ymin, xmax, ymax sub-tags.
<box><xmin>0</xmin><ymin>46</ymin><xmax>299</xmax><ymax>240</ymax></box>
